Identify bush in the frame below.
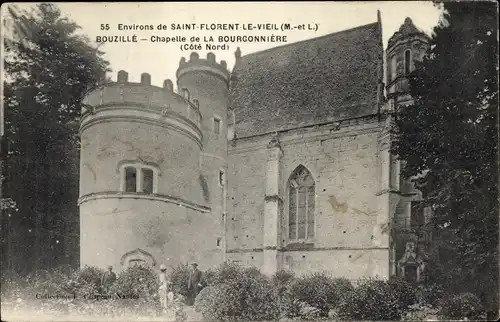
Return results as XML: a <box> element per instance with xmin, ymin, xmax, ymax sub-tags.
<box><xmin>28</xmin><ymin>267</ymin><xmax>73</xmax><ymax>294</ymax></box>
<box><xmin>62</xmin><ymin>265</ymin><xmax>104</xmax><ymax>298</ymax></box>
<box><xmin>168</xmin><ymin>263</ymin><xmax>191</xmax><ymax>298</ymax></box>
<box><xmin>194</xmin><ymin>284</ymin><xmax>242</xmax><ymax>321</ymax></box>
<box><xmin>239</xmin><ymin>273</ymin><xmax>280</xmax><ymax>321</ymax></box>
<box><xmin>294</xmin><ymin>300</ymin><xmax>322</xmax><ymax>320</ymax></box>
<box><xmin>200</xmin><ymin>268</ymin><xmax>217</xmax><ymax>288</ymax></box>
<box><xmin>1</xmin><ymin>265</ymin><xmax>169</xmax><ymax>319</ymax></box>
<box><xmin>75</xmin><ymin>265</ymin><xmax>104</xmax><ymax>289</ymax></box>
<box><xmin>415</xmin><ymin>283</ymin><xmax>445</xmax><ymax>306</ymax></box>
<box><xmin>332</xmin><ymin>277</ymin><xmax>355</xmax><ymax>304</ymax></box>
<box><xmin>111</xmin><ymin>264</ymin><xmax>159</xmax><ymax>299</ymax></box>
<box><xmin>271</xmin><ymin>270</ymin><xmax>297</xmax><ymax>319</ymax></box>
<box><xmin>194</xmin><ymin>263</ymin><xmax>280</xmax><ymax>321</ymax></box>
<box><xmin>168</xmin><ymin>263</ymin><xmax>217</xmax><ymax>299</ymax></box>
<box><xmin>289</xmin><ymin>272</ymin><xmax>351</xmax><ymax>317</ymax></box>
<box><xmin>167</xmin><ymin>293</ymin><xmax>188</xmax><ymax>322</ymax></box>
<box><xmin>437</xmin><ymin>292</ymin><xmax>485</xmax><ymax>320</ymax></box>
<box><xmin>404</xmin><ymin>303</ymin><xmax>439</xmax><ymax>321</ymax></box>
<box><xmin>210</xmin><ymin>261</ymin><xmax>242</xmax><ymax>284</ymax></box>
<box><xmin>387</xmin><ymin>276</ymin><xmax>418</xmax><ymax>310</ymax></box>
<box><xmin>272</xmin><ymin>270</ymin><xmax>296</xmax><ymax>294</ymax></box>
<box><xmin>108</xmin><ymin>264</ymin><xmax>161</xmax><ymax>315</ymax></box>
<box><xmin>1</xmin><ymin>266</ymin><xmax>106</xmax><ymax>302</ymax></box>
<box><xmin>337</xmin><ymin>278</ymin><xmax>413</xmax><ymax>320</ymax></box>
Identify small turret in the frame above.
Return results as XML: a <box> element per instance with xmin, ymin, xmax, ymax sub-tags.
<box><xmin>175</xmin><ymin>52</ymin><xmax>231</xmax><ymax>238</ymax></box>
<box><xmin>387</xmin><ymin>18</ymin><xmax>428</xmax><ymax>49</ymax></box>
<box><xmin>176</xmin><ymin>52</ymin><xmax>231</xmax><ymax>87</ymax></box>
<box><xmin>386</xmin><ymin>17</ymin><xmax>430</xmax><ymax>108</ymax></box>
<box><xmin>175</xmin><ymin>53</ymin><xmax>230</xmax><ymax>150</ymax></box>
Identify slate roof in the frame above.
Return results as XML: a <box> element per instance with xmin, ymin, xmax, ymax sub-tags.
<box><xmin>230</xmin><ymin>22</ymin><xmax>384</xmax><ymax>138</ymax></box>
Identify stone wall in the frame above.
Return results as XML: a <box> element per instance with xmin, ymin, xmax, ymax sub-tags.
<box><xmin>227</xmin><ymin>116</ymin><xmax>390</xmax><ymax>278</ymax></box>
<box><xmin>79</xmin><ymin>116</ymin><xmax>205</xmax><ymax>205</ymax></box>
<box><xmin>80</xmin><ymin>197</ymin><xmax>224</xmax><ymax>271</ymax></box>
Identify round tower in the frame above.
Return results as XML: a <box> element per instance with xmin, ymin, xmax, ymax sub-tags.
<box><xmin>79</xmin><ymin>70</ymin><xmax>221</xmax><ymax>271</ymax></box>
<box><xmin>176</xmin><ymin>52</ymin><xmax>231</xmax><ymax>257</ymax></box>
<box><xmin>386</xmin><ymin>17</ymin><xmax>430</xmax><ymax>108</ymax></box>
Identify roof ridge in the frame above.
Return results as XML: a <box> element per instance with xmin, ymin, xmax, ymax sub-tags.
<box><xmin>239</xmin><ymin>22</ymin><xmax>380</xmax><ymax>59</ymax></box>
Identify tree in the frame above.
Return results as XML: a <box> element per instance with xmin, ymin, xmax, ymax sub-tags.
<box><xmin>390</xmin><ymin>1</ymin><xmax>498</xmax><ymax>316</ymax></box>
<box><xmin>1</xmin><ymin>3</ymin><xmax>109</xmax><ymax>275</ymax></box>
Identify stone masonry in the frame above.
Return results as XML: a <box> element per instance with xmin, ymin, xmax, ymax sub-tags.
<box><xmin>79</xmin><ymin>13</ymin><xmax>430</xmax><ymax>283</ymax></box>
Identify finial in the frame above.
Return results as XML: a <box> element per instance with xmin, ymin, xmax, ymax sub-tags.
<box><xmin>377</xmin><ymin>10</ymin><xmax>381</xmax><ymax>24</ymax></box>
<box><xmin>398</xmin><ymin>17</ymin><xmax>420</xmax><ymax>35</ymax></box>
<box><xmin>207</xmin><ymin>52</ymin><xmax>216</xmax><ymax>63</ymax></box>
<box><xmin>179</xmin><ymin>57</ymin><xmax>186</xmax><ymax>65</ymax></box>
<box><xmin>235</xmin><ymin>47</ymin><xmax>241</xmax><ymax>60</ymax></box>
<box><xmin>141</xmin><ymin>73</ymin><xmax>151</xmax><ymax>85</ymax></box>
<box><xmin>117</xmin><ymin>70</ymin><xmax>128</xmax><ymax>83</ymax></box>
<box><xmin>163</xmin><ymin>79</ymin><xmax>173</xmax><ymax>92</ymax></box>
<box><xmin>190</xmin><ymin>52</ymin><xmax>199</xmax><ymax>61</ymax></box>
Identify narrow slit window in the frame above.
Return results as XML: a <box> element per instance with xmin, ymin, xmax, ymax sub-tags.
<box><xmin>219</xmin><ymin>170</ymin><xmax>225</xmax><ymax>187</ymax></box>
<box><xmin>307</xmin><ymin>186</ymin><xmax>315</xmax><ymax>239</ymax></box>
<box><xmin>125</xmin><ymin>167</ymin><xmax>137</xmax><ymax>192</ymax></box>
<box><xmin>214</xmin><ymin>118</ymin><xmax>221</xmax><ymax>135</ymax></box>
<box><xmin>288</xmin><ymin>186</ymin><xmax>297</xmax><ymax>240</ymax></box>
<box><xmin>142</xmin><ymin>168</ymin><xmax>154</xmax><ymax>194</ymax></box>
<box><xmin>182</xmin><ymin>88</ymin><xmax>190</xmax><ymax>100</ymax></box>
<box><xmin>216</xmin><ymin>238</ymin><xmax>222</xmax><ymax>247</ymax></box>
<box><xmin>404</xmin><ymin>50</ymin><xmax>411</xmax><ymax>75</ymax></box>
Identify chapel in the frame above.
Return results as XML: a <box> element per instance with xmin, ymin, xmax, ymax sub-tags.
<box><xmin>79</xmin><ymin>13</ymin><xmax>431</xmax><ymax>283</ymax></box>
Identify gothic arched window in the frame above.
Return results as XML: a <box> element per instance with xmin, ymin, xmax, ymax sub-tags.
<box><xmin>404</xmin><ymin>50</ymin><xmax>412</xmax><ymax>75</ymax></box>
<box><xmin>288</xmin><ymin>165</ymin><xmax>315</xmax><ymax>241</ymax></box>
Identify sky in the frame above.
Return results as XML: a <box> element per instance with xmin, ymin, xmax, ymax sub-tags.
<box><xmin>1</xmin><ymin>2</ymin><xmax>444</xmax><ymax>87</ymax></box>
